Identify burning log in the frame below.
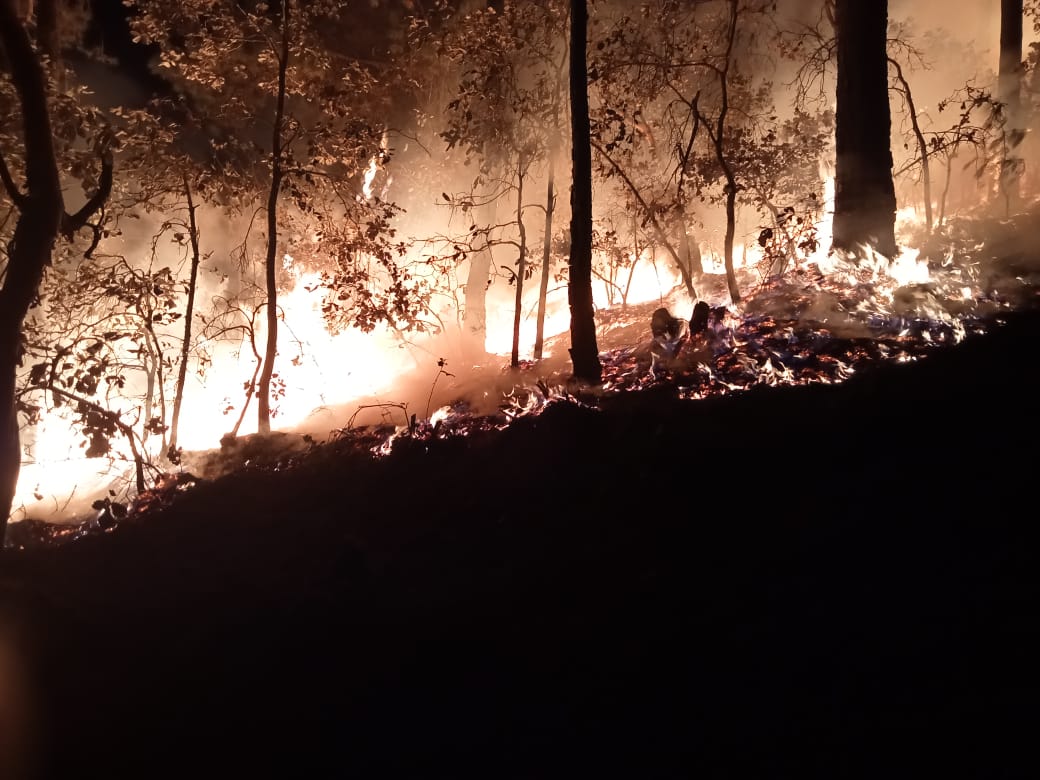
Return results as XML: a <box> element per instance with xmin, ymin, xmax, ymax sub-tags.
<box><xmin>650</xmin><ymin>307</ymin><xmax>689</xmax><ymax>358</ymax></box>
<box><xmin>690</xmin><ymin>301</ymin><xmax>711</xmax><ymax>334</ymax></box>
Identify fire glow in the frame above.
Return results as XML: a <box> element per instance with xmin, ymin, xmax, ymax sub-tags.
<box><xmin>8</xmin><ymin>169</ymin><xmax>1027</xmax><ymax>529</ymax></box>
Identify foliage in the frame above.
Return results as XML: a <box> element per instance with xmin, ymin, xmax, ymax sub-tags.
<box><xmin>589</xmin><ymin>0</ymin><xmax>822</xmax><ymax>294</ymax></box>
<box><xmin>126</xmin><ymin>0</ymin><xmax>431</xmax><ymax>334</ymax></box>
<box><xmin>435</xmin><ymin>0</ymin><xmax>567</xmax><ymax>173</ymax></box>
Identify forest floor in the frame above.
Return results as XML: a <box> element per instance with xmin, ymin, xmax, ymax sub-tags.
<box><xmin>2</xmin><ymin>214</ymin><xmax>1040</xmax><ymax>778</ymax></box>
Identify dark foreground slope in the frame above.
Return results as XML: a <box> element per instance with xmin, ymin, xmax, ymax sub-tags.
<box><xmin>2</xmin><ymin>308</ymin><xmax>1038</xmax><ymax>779</ymax></box>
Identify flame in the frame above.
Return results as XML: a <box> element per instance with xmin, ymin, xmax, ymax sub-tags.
<box><xmin>429</xmin><ymin>405</ymin><xmax>452</xmax><ymax>427</ymax></box>
<box><xmin>362</xmin><ymin>157</ymin><xmax>379</xmax><ymax>200</ymax></box>
<box><xmin>11</xmin><ymin>263</ymin><xmax>420</xmax><ymax>523</ymax></box>
<box><xmin>173</xmin><ymin>267</ymin><xmax>418</xmax><ymax>449</ymax></box>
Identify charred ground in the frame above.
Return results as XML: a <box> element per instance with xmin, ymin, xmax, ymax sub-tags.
<box><xmin>1</xmin><ymin>284</ymin><xmax>1037</xmax><ymax>778</ymax></box>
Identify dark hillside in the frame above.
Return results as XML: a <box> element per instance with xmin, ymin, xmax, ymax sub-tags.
<box><xmin>2</xmin><ymin>306</ymin><xmax>1038</xmax><ymax>779</ymax></box>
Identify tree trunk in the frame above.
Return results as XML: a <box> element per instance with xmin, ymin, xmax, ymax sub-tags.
<box><xmin>675</xmin><ymin>208</ymin><xmax>702</xmax><ymax>278</ymax></box>
<box><xmin>534</xmin><ymin>162</ymin><xmax>554</xmax><ymax>360</ymax></box>
<box><xmin>168</xmin><ymin>175</ymin><xmax>202</xmax><ymax>455</ymax></box>
<box><xmin>938</xmin><ymin>152</ymin><xmax>954</xmax><ymax>229</ymax></box>
<box><xmin>717</xmin><ymin>0</ymin><xmax>740</xmax><ymax>303</ymax></box>
<box><xmin>257</xmin><ymin>0</ymin><xmax>291</xmax><ymax>435</ymax></box>
<box><xmin>832</xmin><ymin>0</ymin><xmax>897</xmax><ymax>259</ymax></box>
<box><xmin>723</xmin><ymin>181</ymin><xmax>739</xmax><ymax>302</ymax></box>
<box><xmin>0</xmin><ymin>4</ymin><xmax>66</xmax><ymax>540</ymax></box>
<box><xmin>567</xmin><ymin>0</ymin><xmax>601</xmax><ymax>384</ymax></box>
<box><xmin>510</xmin><ymin>168</ymin><xmax>527</xmax><ymax>368</ymax></box>
<box><xmin>141</xmin><ymin>304</ymin><xmax>167</xmax><ymax>451</ymax></box>
<box><xmin>999</xmin><ymin>0</ymin><xmax>1023</xmax><ymax>212</ymax></box>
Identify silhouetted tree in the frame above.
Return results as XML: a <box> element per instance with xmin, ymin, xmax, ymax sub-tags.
<box><xmin>0</xmin><ymin>0</ymin><xmax>112</xmax><ymax>539</ymax></box>
<box><xmin>832</xmin><ymin>0</ymin><xmax>897</xmax><ymax>258</ymax></box>
<box><xmin>1000</xmin><ymin>0</ymin><xmax>1024</xmax><ymax>210</ymax></box>
<box><xmin>568</xmin><ymin>0</ymin><xmax>601</xmax><ymax>383</ymax></box>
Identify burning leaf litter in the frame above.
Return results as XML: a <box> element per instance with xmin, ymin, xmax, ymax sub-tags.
<box><xmin>9</xmin><ymin>226</ymin><xmax>1040</xmax><ymax>550</ymax></box>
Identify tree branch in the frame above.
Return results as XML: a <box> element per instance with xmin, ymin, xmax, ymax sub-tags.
<box><xmin>62</xmin><ymin>149</ymin><xmax>114</xmax><ymax>239</ymax></box>
<box><xmin>0</xmin><ymin>149</ymin><xmax>28</xmax><ymax>210</ymax></box>
<box><xmin>24</xmin><ymin>382</ymin><xmax>147</xmax><ymax>494</ymax></box>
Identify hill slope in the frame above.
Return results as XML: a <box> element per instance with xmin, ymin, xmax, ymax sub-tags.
<box><xmin>2</xmin><ymin>306</ymin><xmax>1038</xmax><ymax>779</ymax></box>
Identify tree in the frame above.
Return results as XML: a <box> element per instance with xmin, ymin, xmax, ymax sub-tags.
<box><xmin>588</xmin><ymin>0</ymin><xmax>705</xmax><ymax>300</ymax></box>
<box><xmin>250</xmin><ymin>0</ymin><xmax>290</xmax><ymax>435</ymax></box>
<box><xmin>832</xmin><ymin>0</ymin><xmax>897</xmax><ymax>259</ymax></box>
<box><xmin>434</xmin><ymin>0</ymin><xmax>569</xmax><ymax>366</ymax></box>
<box><xmin>22</xmin><ymin>257</ymin><xmax>180</xmax><ymax>493</ymax></box>
<box><xmin>886</xmin><ymin>50</ymin><xmax>933</xmax><ymax>232</ymax></box>
<box><xmin>567</xmin><ymin>0</ymin><xmax>600</xmax><ymax>384</ymax></box>
<box><xmin>128</xmin><ymin>0</ymin><xmax>411</xmax><ymax>436</ymax></box>
<box><xmin>0</xmin><ymin>0</ymin><xmax>112</xmax><ymax>539</ymax></box>
<box><xmin>696</xmin><ymin>0</ymin><xmax>742</xmax><ymax>303</ymax></box>
<box><xmin>590</xmin><ymin>0</ymin><xmax>793</xmax><ymax>305</ymax></box>
<box><xmin>108</xmin><ymin>99</ymin><xmax>227</xmax><ymax>460</ymax></box>
<box><xmin>999</xmin><ymin>0</ymin><xmax>1024</xmax><ymax>211</ymax></box>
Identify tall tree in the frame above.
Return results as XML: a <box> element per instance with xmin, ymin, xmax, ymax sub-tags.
<box><xmin>832</xmin><ymin>0</ymin><xmax>897</xmax><ymax>259</ymax></box>
<box><xmin>255</xmin><ymin>0</ymin><xmax>291</xmax><ymax>435</ymax></box>
<box><xmin>0</xmin><ymin>0</ymin><xmax>112</xmax><ymax>539</ymax></box>
<box><xmin>999</xmin><ymin>0</ymin><xmax>1024</xmax><ymax>210</ymax></box>
<box><xmin>567</xmin><ymin>0</ymin><xmax>601</xmax><ymax>383</ymax></box>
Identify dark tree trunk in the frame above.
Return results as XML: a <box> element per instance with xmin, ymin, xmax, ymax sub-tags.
<box><xmin>567</xmin><ymin>0</ymin><xmax>601</xmax><ymax>384</ymax></box>
<box><xmin>718</xmin><ymin>0</ymin><xmax>740</xmax><ymax>304</ymax></box>
<box><xmin>0</xmin><ymin>5</ymin><xmax>68</xmax><ymax>540</ymax></box>
<box><xmin>510</xmin><ymin>167</ymin><xmax>527</xmax><ymax>368</ymax></box>
<box><xmin>534</xmin><ymin>162</ymin><xmax>554</xmax><ymax>361</ymax></box>
<box><xmin>832</xmin><ymin>0</ymin><xmax>897</xmax><ymax>259</ymax></box>
<box><xmin>168</xmin><ymin>175</ymin><xmax>202</xmax><ymax>455</ymax></box>
<box><xmin>257</xmin><ymin>0</ymin><xmax>291</xmax><ymax>435</ymax></box>
<box><xmin>999</xmin><ymin>0</ymin><xmax>1023</xmax><ymax>211</ymax></box>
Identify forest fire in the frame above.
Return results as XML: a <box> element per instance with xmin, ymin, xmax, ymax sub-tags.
<box><xmin>366</xmin><ymin>238</ymin><xmax>1013</xmax><ymax>447</ymax></box>
<box><xmin>8</xmin><ymin>178</ymin><xmax>1036</xmax><ymax>539</ymax></box>
<box><xmin>2</xmin><ymin>6</ymin><xmax>1039</xmax><ymax>778</ymax></box>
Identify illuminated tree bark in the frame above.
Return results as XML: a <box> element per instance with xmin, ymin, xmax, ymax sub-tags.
<box><xmin>567</xmin><ymin>0</ymin><xmax>601</xmax><ymax>384</ymax></box>
<box><xmin>832</xmin><ymin>0</ymin><xmax>897</xmax><ymax>259</ymax></box>
<box><xmin>0</xmin><ymin>1</ymin><xmax>111</xmax><ymax>541</ymax></box>
<box><xmin>999</xmin><ymin>0</ymin><xmax>1023</xmax><ymax>211</ymax></box>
